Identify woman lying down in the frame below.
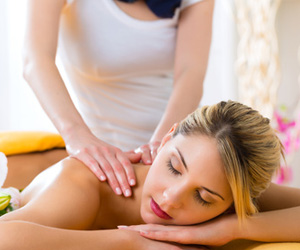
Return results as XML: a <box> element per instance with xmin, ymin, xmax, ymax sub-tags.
<box><xmin>1</xmin><ymin>100</ymin><xmax>300</xmax><ymax>250</ymax></box>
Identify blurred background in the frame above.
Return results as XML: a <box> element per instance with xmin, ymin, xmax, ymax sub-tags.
<box><xmin>0</xmin><ymin>0</ymin><xmax>299</xmax><ymax>187</ymax></box>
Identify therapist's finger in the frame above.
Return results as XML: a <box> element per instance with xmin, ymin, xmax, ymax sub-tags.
<box><xmin>96</xmin><ymin>154</ymin><xmax>123</xmax><ymax>196</ymax></box>
<box><xmin>117</xmin><ymin>151</ymin><xmax>137</xmax><ymax>187</ymax></box>
<box><xmin>139</xmin><ymin>145</ymin><xmax>152</xmax><ymax>165</ymax></box>
<box><xmin>125</xmin><ymin>150</ymin><xmax>142</xmax><ymax>164</ymax></box>
<box><xmin>106</xmin><ymin>153</ymin><xmax>132</xmax><ymax>197</ymax></box>
<box><xmin>72</xmin><ymin>151</ymin><xmax>106</xmax><ymax>181</ymax></box>
<box><xmin>150</xmin><ymin>141</ymin><xmax>161</xmax><ymax>162</ymax></box>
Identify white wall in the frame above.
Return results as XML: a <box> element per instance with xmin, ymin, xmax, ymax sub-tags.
<box><xmin>0</xmin><ymin>0</ymin><xmax>57</xmax><ymax>132</ymax></box>
<box><xmin>0</xmin><ymin>1</ymin><xmax>11</xmax><ymax>128</ymax></box>
<box><xmin>201</xmin><ymin>0</ymin><xmax>238</xmax><ymax>105</ymax></box>
<box><xmin>276</xmin><ymin>0</ymin><xmax>300</xmax><ymax>188</ymax></box>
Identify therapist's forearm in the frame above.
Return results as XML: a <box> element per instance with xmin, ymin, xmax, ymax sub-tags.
<box><xmin>23</xmin><ymin>0</ymin><xmax>91</xmax><ymax>139</ymax></box>
<box><xmin>23</xmin><ymin>57</ymin><xmax>90</xmax><ymax>137</ymax></box>
<box><xmin>151</xmin><ymin>68</ymin><xmax>204</xmax><ymax>142</ymax></box>
<box><xmin>238</xmin><ymin>207</ymin><xmax>300</xmax><ymax>242</ymax></box>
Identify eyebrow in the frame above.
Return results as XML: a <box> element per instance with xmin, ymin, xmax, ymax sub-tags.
<box><xmin>176</xmin><ymin>147</ymin><xmax>187</xmax><ymax>170</ymax></box>
<box><xmin>175</xmin><ymin>147</ymin><xmax>225</xmax><ymax>201</ymax></box>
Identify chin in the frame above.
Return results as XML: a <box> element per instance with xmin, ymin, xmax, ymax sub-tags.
<box><xmin>140</xmin><ymin>208</ymin><xmax>155</xmax><ymax>224</ymax></box>
<box><xmin>141</xmin><ymin>211</ymin><xmax>179</xmax><ymax>226</ymax></box>
<box><xmin>140</xmin><ymin>209</ymin><xmax>165</xmax><ymax>225</ymax></box>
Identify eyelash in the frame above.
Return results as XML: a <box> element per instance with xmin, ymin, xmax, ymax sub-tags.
<box><xmin>194</xmin><ymin>191</ymin><xmax>211</xmax><ymax>207</ymax></box>
<box><xmin>167</xmin><ymin>159</ymin><xmax>211</xmax><ymax>207</ymax></box>
<box><xmin>167</xmin><ymin>159</ymin><xmax>181</xmax><ymax>176</ymax></box>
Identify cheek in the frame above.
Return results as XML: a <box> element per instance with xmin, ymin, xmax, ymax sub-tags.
<box><xmin>144</xmin><ymin>161</ymin><xmax>167</xmax><ymax>188</ymax></box>
<box><xmin>180</xmin><ymin>211</ymin><xmax>214</xmax><ymax>225</ymax></box>
<box><xmin>141</xmin><ymin>168</ymin><xmax>159</xmax><ymax>198</ymax></box>
<box><xmin>179</xmin><ymin>201</ymin><xmax>233</xmax><ymax>225</ymax></box>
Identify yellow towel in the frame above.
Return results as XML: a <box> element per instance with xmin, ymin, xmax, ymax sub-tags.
<box><xmin>0</xmin><ymin>131</ymin><xmax>65</xmax><ymax>156</ymax></box>
<box><xmin>213</xmin><ymin>240</ymin><xmax>300</xmax><ymax>250</ymax></box>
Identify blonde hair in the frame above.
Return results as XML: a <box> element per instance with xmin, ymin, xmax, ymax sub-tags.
<box><xmin>173</xmin><ymin>100</ymin><xmax>284</xmax><ymax>221</ymax></box>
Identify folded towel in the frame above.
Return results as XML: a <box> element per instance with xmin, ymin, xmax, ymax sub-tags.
<box><xmin>0</xmin><ymin>131</ymin><xmax>65</xmax><ymax>156</ymax></box>
<box><xmin>213</xmin><ymin>239</ymin><xmax>300</xmax><ymax>250</ymax></box>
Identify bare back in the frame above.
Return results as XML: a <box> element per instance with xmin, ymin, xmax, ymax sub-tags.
<box><xmin>1</xmin><ymin>157</ymin><xmax>149</xmax><ymax>230</ymax></box>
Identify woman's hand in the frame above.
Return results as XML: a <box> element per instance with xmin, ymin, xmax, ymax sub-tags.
<box><xmin>134</xmin><ymin>141</ymin><xmax>161</xmax><ymax>165</ymax></box>
<box><xmin>120</xmin><ymin>214</ymin><xmax>239</xmax><ymax>247</ymax></box>
<box><xmin>65</xmin><ymin>128</ymin><xmax>141</xmax><ymax>197</ymax></box>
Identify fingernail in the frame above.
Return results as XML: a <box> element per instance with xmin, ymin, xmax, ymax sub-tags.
<box><xmin>147</xmin><ymin>160</ymin><xmax>151</xmax><ymax>164</ymax></box>
<box><xmin>125</xmin><ymin>189</ymin><xmax>131</xmax><ymax>197</ymax></box>
<box><xmin>116</xmin><ymin>187</ymin><xmax>122</xmax><ymax>195</ymax></box>
<box><xmin>100</xmin><ymin>175</ymin><xmax>106</xmax><ymax>181</ymax></box>
<box><xmin>117</xmin><ymin>225</ymin><xmax>128</xmax><ymax>229</ymax></box>
<box><xmin>129</xmin><ymin>179</ymin><xmax>135</xmax><ymax>186</ymax></box>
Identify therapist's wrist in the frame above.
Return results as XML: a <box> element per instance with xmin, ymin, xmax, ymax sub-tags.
<box><xmin>60</xmin><ymin>122</ymin><xmax>90</xmax><ymax>140</ymax></box>
<box><xmin>149</xmin><ymin>135</ymin><xmax>163</xmax><ymax>144</ymax></box>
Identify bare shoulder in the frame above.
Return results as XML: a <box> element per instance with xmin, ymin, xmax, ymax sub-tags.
<box><xmin>1</xmin><ymin>157</ymin><xmax>101</xmax><ymax>229</ymax></box>
<box><xmin>1</xmin><ymin>158</ymin><xmax>150</xmax><ymax>229</ymax></box>
<box><xmin>21</xmin><ymin>156</ymin><xmax>100</xmax><ymax>205</ymax></box>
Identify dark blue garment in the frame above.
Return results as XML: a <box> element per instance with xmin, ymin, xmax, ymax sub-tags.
<box><xmin>117</xmin><ymin>0</ymin><xmax>182</xmax><ymax>18</ymax></box>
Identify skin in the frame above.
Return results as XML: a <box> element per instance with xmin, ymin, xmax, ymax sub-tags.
<box><xmin>23</xmin><ymin>0</ymin><xmax>214</xmax><ymax>196</ymax></box>
<box><xmin>141</xmin><ymin>134</ymin><xmax>233</xmax><ymax>225</ymax></box>
<box><xmin>124</xmin><ymin>183</ymin><xmax>300</xmax><ymax>246</ymax></box>
<box><xmin>126</xmin><ymin>181</ymin><xmax>300</xmax><ymax>246</ymax></box>
<box><xmin>0</xmin><ymin>132</ymin><xmax>230</xmax><ymax>249</ymax></box>
<box><xmin>2</xmin><ymin>133</ymin><xmax>300</xmax><ymax>248</ymax></box>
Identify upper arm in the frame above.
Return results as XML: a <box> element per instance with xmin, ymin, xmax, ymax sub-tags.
<box><xmin>174</xmin><ymin>0</ymin><xmax>215</xmax><ymax>79</ymax></box>
<box><xmin>24</xmin><ymin>0</ymin><xmax>66</xmax><ymax>60</ymax></box>
<box><xmin>257</xmin><ymin>182</ymin><xmax>300</xmax><ymax>212</ymax></box>
<box><xmin>0</xmin><ymin>158</ymin><xmax>101</xmax><ymax>230</ymax></box>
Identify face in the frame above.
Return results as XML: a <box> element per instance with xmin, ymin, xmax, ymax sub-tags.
<box><xmin>140</xmin><ymin>133</ymin><xmax>233</xmax><ymax>225</ymax></box>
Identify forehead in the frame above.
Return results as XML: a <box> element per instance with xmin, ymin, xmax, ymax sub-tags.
<box><xmin>167</xmin><ymin>134</ymin><xmax>231</xmax><ymax>196</ymax></box>
<box><xmin>169</xmin><ymin>134</ymin><xmax>222</xmax><ymax>167</ymax></box>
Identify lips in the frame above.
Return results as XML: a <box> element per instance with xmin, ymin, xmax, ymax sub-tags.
<box><xmin>150</xmin><ymin>198</ymin><xmax>173</xmax><ymax>220</ymax></box>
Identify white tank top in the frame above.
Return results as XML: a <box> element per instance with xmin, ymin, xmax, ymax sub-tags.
<box><xmin>58</xmin><ymin>0</ymin><xmax>203</xmax><ymax>150</ymax></box>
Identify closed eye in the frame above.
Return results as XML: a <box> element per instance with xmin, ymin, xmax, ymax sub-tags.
<box><xmin>167</xmin><ymin>159</ymin><xmax>212</xmax><ymax>207</ymax></box>
<box><xmin>167</xmin><ymin>159</ymin><xmax>181</xmax><ymax>176</ymax></box>
<box><xmin>194</xmin><ymin>190</ymin><xmax>211</xmax><ymax>207</ymax></box>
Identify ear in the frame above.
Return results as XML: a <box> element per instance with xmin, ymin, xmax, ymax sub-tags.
<box><xmin>158</xmin><ymin>123</ymin><xmax>179</xmax><ymax>152</ymax></box>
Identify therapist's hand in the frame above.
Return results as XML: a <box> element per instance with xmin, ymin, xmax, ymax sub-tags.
<box><xmin>119</xmin><ymin>214</ymin><xmax>238</xmax><ymax>247</ymax></box>
<box><xmin>65</xmin><ymin>129</ymin><xmax>141</xmax><ymax>197</ymax></box>
<box><xmin>134</xmin><ymin>140</ymin><xmax>161</xmax><ymax>165</ymax></box>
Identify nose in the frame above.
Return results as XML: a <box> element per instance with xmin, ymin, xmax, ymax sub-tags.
<box><xmin>161</xmin><ymin>185</ymin><xmax>185</xmax><ymax>210</ymax></box>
